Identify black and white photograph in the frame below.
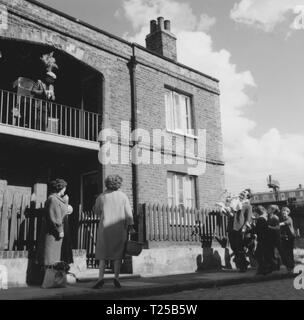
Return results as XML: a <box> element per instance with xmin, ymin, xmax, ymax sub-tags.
<box><xmin>0</xmin><ymin>0</ymin><xmax>304</xmax><ymax>307</ymax></box>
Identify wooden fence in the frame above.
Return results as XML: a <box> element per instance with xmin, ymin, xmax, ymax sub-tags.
<box><xmin>0</xmin><ymin>191</ymin><xmax>42</xmax><ymax>251</ymax></box>
<box><xmin>77</xmin><ymin>203</ymin><xmax>229</xmax><ymax>268</ymax></box>
<box><xmin>137</xmin><ymin>203</ymin><xmax>228</xmax><ymax>244</ymax></box>
<box><xmin>0</xmin><ymin>195</ymin><xmax>229</xmax><ymax>269</ymax></box>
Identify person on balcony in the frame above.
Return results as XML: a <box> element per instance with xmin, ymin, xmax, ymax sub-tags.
<box><xmin>32</xmin><ymin>71</ymin><xmax>56</xmax><ymax>131</ymax></box>
<box><xmin>93</xmin><ymin>175</ymin><xmax>135</xmax><ymax>289</ymax></box>
<box><xmin>37</xmin><ymin>179</ymin><xmax>69</xmax><ymax>268</ymax></box>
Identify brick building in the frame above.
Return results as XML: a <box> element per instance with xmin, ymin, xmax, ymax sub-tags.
<box><xmin>0</xmin><ymin>0</ymin><xmax>224</xmax><ymax>267</ymax></box>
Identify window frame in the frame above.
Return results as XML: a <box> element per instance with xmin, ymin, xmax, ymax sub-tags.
<box><xmin>166</xmin><ymin>172</ymin><xmax>197</xmax><ymax>210</ymax></box>
<box><xmin>164</xmin><ymin>88</ymin><xmax>196</xmax><ymax>138</ymax></box>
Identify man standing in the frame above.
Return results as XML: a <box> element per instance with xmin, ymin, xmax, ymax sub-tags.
<box><xmin>232</xmin><ymin>189</ymin><xmax>253</xmax><ymax>272</ymax></box>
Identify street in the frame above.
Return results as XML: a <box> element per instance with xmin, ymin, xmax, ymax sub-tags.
<box><xmin>127</xmin><ymin>279</ymin><xmax>304</xmax><ymax>300</ymax></box>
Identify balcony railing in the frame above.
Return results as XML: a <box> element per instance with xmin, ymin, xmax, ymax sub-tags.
<box><xmin>0</xmin><ymin>89</ymin><xmax>101</xmax><ymax>142</ymax></box>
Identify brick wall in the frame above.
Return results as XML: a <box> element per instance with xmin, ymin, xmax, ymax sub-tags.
<box><xmin>0</xmin><ymin>0</ymin><xmax>225</xmax><ymax>209</ymax></box>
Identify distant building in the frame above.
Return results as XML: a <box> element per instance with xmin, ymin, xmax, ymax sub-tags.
<box><xmin>252</xmin><ymin>184</ymin><xmax>304</xmax><ymax>205</ymax></box>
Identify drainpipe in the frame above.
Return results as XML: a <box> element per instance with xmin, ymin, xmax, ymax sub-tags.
<box><xmin>128</xmin><ymin>44</ymin><xmax>139</xmax><ymax>218</ymax></box>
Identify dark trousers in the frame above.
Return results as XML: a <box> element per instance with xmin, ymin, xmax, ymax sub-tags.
<box><xmin>232</xmin><ymin>230</ymin><xmax>248</xmax><ymax>271</ymax></box>
<box><xmin>279</xmin><ymin>238</ymin><xmax>295</xmax><ymax>270</ymax></box>
<box><xmin>263</xmin><ymin>237</ymin><xmax>281</xmax><ymax>273</ymax></box>
<box><xmin>255</xmin><ymin>241</ymin><xmax>269</xmax><ymax>273</ymax></box>
<box><xmin>228</xmin><ymin>229</ymin><xmax>236</xmax><ymax>254</ymax></box>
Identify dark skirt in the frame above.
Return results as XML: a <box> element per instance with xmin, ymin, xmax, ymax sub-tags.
<box><xmin>61</xmin><ymin>215</ymin><xmax>74</xmax><ymax>264</ymax></box>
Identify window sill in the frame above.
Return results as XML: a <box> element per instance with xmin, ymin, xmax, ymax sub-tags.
<box><xmin>166</xmin><ymin>129</ymin><xmax>198</xmax><ymax>140</ymax></box>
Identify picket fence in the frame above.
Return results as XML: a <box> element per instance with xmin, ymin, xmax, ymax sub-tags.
<box><xmin>0</xmin><ymin>191</ymin><xmax>40</xmax><ymax>251</ymax></box>
<box><xmin>77</xmin><ymin>203</ymin><xmax>229</xmax><ymax>268</ymax></box>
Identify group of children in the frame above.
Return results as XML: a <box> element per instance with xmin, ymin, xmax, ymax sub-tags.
<box><xmin>254</xmin><ymin>204</ymin><xmax>295</xmax><ymax>274</ymax></box>
<box><xmin>220</xmin><ymin>190</ymin><xmax>295</xmax><ymax>274</ymax></box>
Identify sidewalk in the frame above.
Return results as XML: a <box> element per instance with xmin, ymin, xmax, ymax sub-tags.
<box><xmin>0</xmin><ymin>268</ymin><xmax>296</xmax><ymax>300</ymax></box>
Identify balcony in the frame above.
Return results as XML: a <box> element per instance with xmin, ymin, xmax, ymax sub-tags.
<box><xmin>0</xmin><ymin>89</ymin><xmax>101</xmax><ymax>149</ymax></box>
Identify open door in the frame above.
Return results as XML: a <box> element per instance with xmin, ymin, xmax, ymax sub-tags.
<box><xmin>81</xmin><ymin>171</ymin><xmax>100</xmax><ymax>212</ymax></box>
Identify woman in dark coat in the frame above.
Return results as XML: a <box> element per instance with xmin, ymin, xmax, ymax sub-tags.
<box><xmin>61</xmin><ymin>195</ymin><xmax>74</xmax><ymax>265</ymax></box>
<box><xmin>37</xmin><ymin>179</ymin><xmax>68</xmax><ymax>266</ymax></box>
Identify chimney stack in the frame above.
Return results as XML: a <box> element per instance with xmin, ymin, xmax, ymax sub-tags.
<box><xmin>146</xmin><ymin>17</ymin><xmax>177</xmax><ymax>61</ymax></box>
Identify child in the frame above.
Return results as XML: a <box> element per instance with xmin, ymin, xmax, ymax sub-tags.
<box><xmin>254</xmin><ymin>206</ymin><xmax>269</xmax><ymax>275</ymax></box>
<box><xmin>279</xmin><ymin>207</ymin><xmax>295</xmax><ymax>273</ymax></box>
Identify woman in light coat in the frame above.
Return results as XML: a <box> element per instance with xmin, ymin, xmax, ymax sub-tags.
<box><xmin>93</xmin><ymin>175</ymin><xmax>134</xmax><ymax>289</ymax></box>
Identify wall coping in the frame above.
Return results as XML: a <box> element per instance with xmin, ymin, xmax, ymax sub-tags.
<box><xmin>0</xmin><ymin>249</ymin><xmax>86</xmax><ymax>259</ymax></box>
<box><xmin>1</xmin><ymin>0</ymin><xmax>220</xmax><ymax>86</ymax></box>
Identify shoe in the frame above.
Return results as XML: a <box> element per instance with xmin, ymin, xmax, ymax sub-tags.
<box><xmin>113</xmin><ymin>279</ymin><xmax>121</xmax><ymax>288</ymax></box>
<box><xmin>92</xmin><ymin>279</ymin><xmax>104</xmax><ymax>289</ymax></box>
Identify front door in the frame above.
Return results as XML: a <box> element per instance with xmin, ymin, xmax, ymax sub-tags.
<box><xmin>80</xmin><ymin>171</ymin><xmax>100</xmax><ymax>268</ymax></box>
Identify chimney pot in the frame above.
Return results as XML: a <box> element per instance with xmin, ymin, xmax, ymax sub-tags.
<box><xmin>157</xmin><ymin>16</ymin><xmax>165</xmax><ymax>30</ymax></box>
<box><xmin>150</xmin><ymin>20</ymin><xmax>157</xmax><ymax>33</ymax></box>
<box><xmin>164</xmin><ymin>20</ymin><xmax>171</xmax><ymax>31</ymax></box>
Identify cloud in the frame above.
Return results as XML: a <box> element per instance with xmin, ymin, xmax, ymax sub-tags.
<box><xmin>119</xmin><ymin>0</ymin><xmax>304</xmax><ymax>194</ymax></box>
<box><xmin>230</xmin><ymin>0</ymin><xmax>304</xmax><ymax>32</ymax></box>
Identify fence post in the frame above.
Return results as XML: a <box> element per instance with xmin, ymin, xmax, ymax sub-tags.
<box><xmin>137</xmin><ymin>204</ymin><xmax>146</xmax><ymax>243</ymax></box>
<box><xmin>0</xmin><ymin>191</ymin><xmax>9</xmax><ymax>250</ymax></box>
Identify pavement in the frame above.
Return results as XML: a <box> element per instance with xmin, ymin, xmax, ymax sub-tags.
<box><xmin>0</xmin><ymin>268</ymin><xmax>296</xmax><ymax>300</ymax></box>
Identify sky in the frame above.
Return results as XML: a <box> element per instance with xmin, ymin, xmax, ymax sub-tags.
<box><xmin>38</xmin><ymin>0</ymin><xmax>304</xmax><ymax>194</ymax></box>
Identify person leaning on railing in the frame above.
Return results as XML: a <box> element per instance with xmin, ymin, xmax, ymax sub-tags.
<box><xmin>32</xmin><ymin>71</ymin><xmax>56</xmax><ymax>131</ymax></box>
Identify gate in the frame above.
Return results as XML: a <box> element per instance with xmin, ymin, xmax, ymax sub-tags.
<box><xmin>77</xmin><ymin>208</ymin><xmax>100</xmax><ymax>268</ymax></box>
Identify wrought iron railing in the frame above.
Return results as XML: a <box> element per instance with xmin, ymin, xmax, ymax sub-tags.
<box><xmin>0</xmin><ymin>89</ymin><xmax>101</xmax><ymax>142</ymax></box>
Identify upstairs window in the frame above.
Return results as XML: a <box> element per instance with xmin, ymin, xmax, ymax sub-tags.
<box><xmin>165</xmin><ymin>89</ymin><xmax>193</xmax><ymax>135</ymax></box>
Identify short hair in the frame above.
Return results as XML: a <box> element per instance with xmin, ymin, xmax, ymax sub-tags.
<box><xmin>255</xmin><ymin>205</ymin><xmax>266</xmax><ymax>216</ymax></box>
<box><xmin>49</xmin><ymin>179</ymin><xmax>67</xmax><ymax>193</ymax></box>
<box><xmin>244</xmin><ymin>188</ymin><xmax>252</xmax><ymax>199</ymax></box>
<box><xmin>282</xmin><ymin>207</ymin><xmax>290</xmax><ymax>214</ymax></box>
<box><xmin>268</xmin><ymin>204</ymin><xmax>280</xmax><ymax>214</ymax></box>
<box><xmin>105</xmin><ymin>175</ymin><xmax>123</xmax><ymax>191</ymax></box>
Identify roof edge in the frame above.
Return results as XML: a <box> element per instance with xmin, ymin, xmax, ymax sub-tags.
<box><xmin>24</xmin><ymin>0</ymin><xmax>219</xmax><ymax>83</ymax></box>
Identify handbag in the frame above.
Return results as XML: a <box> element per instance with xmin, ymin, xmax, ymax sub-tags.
<box><xmin>125</xmin><ymin>229</ymin><xmax>144</xmax><ymax>256</ymax></box>
<box><xmin>125</xmin><ymin>240</ymin><xmax>143</xmax><ymax>256</ymax></box>
<box><xmin>41</xmin><ymin>262</ymin><xmax>69</xmax><ymax>289</ymax></box>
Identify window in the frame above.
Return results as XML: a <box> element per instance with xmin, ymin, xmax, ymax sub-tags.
<box><xmin>167</xmin><ymin>172</ymin><xmax>196</xmax><ymax>209</ymax></box>
<box><xmin>281</xmin><ymin>193</ymin><xmax>286</xmax><ymax>200</ymax></box>
<box><xmin>289</xmin><ymin>192</ymin><xmax>296</xmax><ymax>198</ymax></box>
<box><xmin>165</xmin><ymin>89</ymin><xmax>193</xmax><ymax>135</ymax></box>
<box><xmin>300</xmin><ymin>191</ymin><xmax>304</xmax><ymax>197</ymax></box>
